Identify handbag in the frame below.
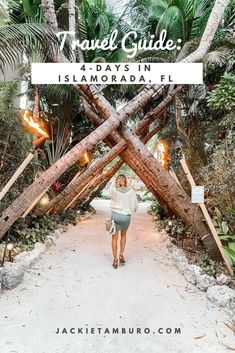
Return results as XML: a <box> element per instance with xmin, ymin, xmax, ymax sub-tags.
<box><xmin>105</xmin><ymin>219</ymin><xmax>116</xmax><ymax>235</ymax></box>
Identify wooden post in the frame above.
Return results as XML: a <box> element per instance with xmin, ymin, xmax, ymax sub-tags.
<box><xmin>169</xmin><ymin>169</ymin><xmax>181</xmax><ymax>186</ymax></box>
<box><xmin>180</xmin><ymin>157</ymin><xmax>233</xmax><ymax>275</ymax></box>
<box><xmin>0</xmin><ymin>152</ymin><xmax>35</xmax><ymax>202</ymax></box>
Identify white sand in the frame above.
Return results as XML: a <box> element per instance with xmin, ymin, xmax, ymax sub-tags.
<box><xmin>0</xmin><ymin>200</ymin><xmax>234</xmax><ymax>353</ymax></box>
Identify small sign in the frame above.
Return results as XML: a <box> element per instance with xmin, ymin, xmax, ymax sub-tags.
<box><xmin>191</xmin><ymin>186</ymin><xmax>204</xmax><ymax>204</ymax></box>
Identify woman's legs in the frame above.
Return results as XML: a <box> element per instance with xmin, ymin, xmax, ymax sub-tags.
<box><xmin>120</xmin><ymin>229</ymin><xmax>127</xmax><ymax>256</ymax></box>
<box><xmin>112</xmin><ymin>231</ymin><xmax>118</xmax><ymax>263</ymax></box>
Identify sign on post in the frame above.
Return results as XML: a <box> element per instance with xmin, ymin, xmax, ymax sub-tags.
<box><xmin>191</xmin><ymin>186</ymin><xmax>204</xmax><ymax>204</ymax></box>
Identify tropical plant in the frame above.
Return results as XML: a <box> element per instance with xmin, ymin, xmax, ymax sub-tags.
<box><xmin>0</xmin><ymin>0</ymin><xmax>59</xmax><ymax>73</ymax></box>
<box><xmin>130</xmin><ymin>0</ymin><xmax>234</xmax><ymax>69</ymax></box>
<box><xmin>130</xmin><ymin>0</ymin><xmax>213</xmax><ymax>44</ymax></box>
<box><xmin>207</xmin><ymin>73</ymin><xmax>235</xmax><ymax>112</ymax></box>
<box><xmin>214</xmin><ymin>207</ymin><xmax>235</xmax><ymax>266</ymax></box>
<box><xmin>148</xmin><ymin>201</ymin><xmax>166</xmax><ymax>219</ymax></box>
<box><xmin>0</xmin><ymin>81</ymin><xmax>41</xmax><ymax>213</ymax></box>
<box><xmin>45</xmin><ymin>118</ymin><xmax>72</xmax><ymax>165</ymax></box>
<box><xmin>197</xmin><ymin>252</ymin><xmax>218</xmax><ymax>277</ymax></box>
<box><xmin>9</xmin><ymin>212</ymin><xmax>60</xmax><ymax>250</ymax></box>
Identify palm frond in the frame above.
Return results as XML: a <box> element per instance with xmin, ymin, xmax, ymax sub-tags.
<box><xmin>187</xmin><ymin>84</ymin><xmax>207</xmax><ymax>101</ymax></box>
<box><xmin>108</xmin><ymin>47</ymin><xmax>134</xmax><ymax>63</ymax></box>
<box><xmin>0</xmin><ymin>23</ymin><xmax>59</xmax><ymax>72</ymax></box>
<box><xmin>76</xmin><ymin>6</ymin><xmax>88</xmax><ymax>41</ymax></box>
<box><xmin>176</xmin><ymin>38</ymin><xmax>199</xmax><ymax>62</ymax></box>
<box><xmin>5</xmin><ymin>0</ymin><xmax>27</xmax><ymax>24</ymax></box>
<box><xmin>224</xmin><ymin>0</ymin><xmax>235</xmax><ymax>28</ymax></box>
<box><xmin>0</xmin><ymin>3</ymin><xmax>10</xmax><ymax>25</ymax></box>
<box><xmin>129</xmin><ymin>0</ymin><xmax>167</xmax><ymax>29</ymax></box>
<box><xmin>175</xmin><ymin>0</ymin><xmax>194</xmax><ymax>20</ymax></box>
<box><xmin>155</xmin><ymin>6</ymin><xmax>185</xmax><ymax>43</ymax></box>
<box><xmin>203</xmin><ymin>48</ymin><xmax>232</xmax><ymax>69</ymax></box>
<box><xmin>190</xmin><ymin>7</ymin><xmax>211</xmax><ymax>39</ymax></box>
<box><xmin>135</xmin><ymin>49</ymin><xmax>170</xmax><ymax>63</ymax></box>
<box><xmin>40</xmin><ymin>84</ymin><xmax>76</xmax><ymax>103</ymax></box>
<box><xmin>45</xmin><ymin>118</ymin><xmax>72</xmax><ymax>166</ymax></box>
<box><xmin>95</xmin><ymin>12</ymin><xmax>111</xmax><ymax>39</ymax></box>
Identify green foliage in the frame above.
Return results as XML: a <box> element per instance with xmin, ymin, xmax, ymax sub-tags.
<box><xmin>56</xmin><ymin>209</ymin><xmax>78</xmax><ymax>226</ymax></box>
<box><xmin>130</xmin><ymin>0</ymin><xmax>212</xmax><ymax>45</ymax></box>
<box><xmin>0</xmin><ymin>81</ymin><xmax>41</xmax><ymax>213</ymax></box>
<box><xmin>22</xmin><ymin>0</ymin><xmax>42</xmax><ymax>19</ymax></box>
<box><xmin>197</xmin><ymin>252</ymin><xmax>218</xmax><ymax>277</ymax></box>
<box><xmin>213</xmin><ymin>207</ymin><xmax>235</xmax><ymax>268</ymax></box>
<box><xmin>0</xmin><ymin>23</ymin><xmax>59</xmax><ymax>72</ymax></box>
<box><xmin>207</xmin><ymin>73</ymin><xmax>235</xmax><ymax>112</ymax></box>
<box><xmin>7</xmin><ymin>205</ymin><xmax>92</xmax><ymax>250</ymax></box>
<box><xmin>77</xmin><ymin>0</ymin><xmax>116</xmax><ymax>62</ymax></box>
<box><xmin>8</xmin><ymin>215</ymin><xmax>58</xmax><ymax>251</ymax></box>
<box><xmin>227</xmin><ymin>207</ymin><xmax>235</xmax><ymax>217</ymax></box>
<box><xmin>106</xmin><ymin>157</ymin><xmax>136</xmax><ymax>177</ymax></box>
<box><xmin>45</xmin><ymin>118</ymin><xmax>71</xmax><ymax>166</ymax></box>
<box><xmin>149</xmin><ymin>201</ymin><xmax>166</xmax><ymax>219</ymax></box>
<box><xmin>141</xmin><ymin>191</ymin><xmax>154</xmax><ymax>201</ymax></box>
<box><xmin>199</xmin><ymin>112</ymin><xmax>235</xmax><ymax>215</ymax></box>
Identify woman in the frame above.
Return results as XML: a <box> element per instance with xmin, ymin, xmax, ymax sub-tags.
<box><xmin>110</xmin><ymin>174</ymin><xmax>138</xmax><ymax>269</ymax></box>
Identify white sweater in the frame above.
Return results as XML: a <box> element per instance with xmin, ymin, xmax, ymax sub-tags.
<box><xmin>110</xmin><ymin>187</ymin><xmax>138</xmax><ymax>215</ymax></box>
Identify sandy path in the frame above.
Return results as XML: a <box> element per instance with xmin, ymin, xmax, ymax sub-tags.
<box><xmin>0</xmin><ymin>200</ymin><xmax>234</xmax><ymax>353</ymax></box>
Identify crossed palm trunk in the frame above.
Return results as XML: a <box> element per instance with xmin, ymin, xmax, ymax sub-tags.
<box><xmin>39</xmin><ymin>85</ymin><xmax>181</xmax><ymax>215</ymax></box>
<box><xmin>77</xmin><ymin>85</ymin><xmax>221</xmax><ymax>259</ymax></box>
<box><xmin>0</xmin><ymin>0</ymin><xmax>230</xmax><ymax>263</ymax></box>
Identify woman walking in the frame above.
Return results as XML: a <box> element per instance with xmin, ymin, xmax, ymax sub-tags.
<box><xmin>110</xmin><ymin>174</ymin><xmax>138</xmax><ymax>269</ymax></box>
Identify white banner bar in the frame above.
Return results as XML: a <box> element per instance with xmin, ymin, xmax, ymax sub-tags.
<box><xmin>31</xmin><ymin>63</ymin><xmax>203</xmax><ymax>85</ymax></box>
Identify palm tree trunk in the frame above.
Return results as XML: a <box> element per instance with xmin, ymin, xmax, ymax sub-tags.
<box><xmin>44</xmin><ymin>141</ymin><xmax>126</xmax><ymax>214</ymax></box>
<box><xmin>0</xmin><ymin>82</ymin><xmax>164</xmax><ymax>239</ymax></box>
<box><xmin>83</xmin><ymin>87</ymin><xmax>222</xmax><ymax>257</ymax></box>
<box><xmin>0</xmin><ymin>73</ymin><xmax>165</xmax><ymax>237</ymax></box>
<box><xmin>38</xmin><ymin>96</ymin><xmax>170</xmax><ymax>216</ymax></box>
<box><xmin>121</xmin><ymin>148</ymin><xmax>174</xmax><ymax>215</ymax></box>
<box><xmin>142</xmin><ymin>124</ymin><xmax>163</xmax><ymax>144</ymax></box>
<box><xmin>83</xmin><ymin>103</ymin><xmax>174</xmax><ymax>214</ymax></box>
<box><xmin>80</xmin><ymin>178</ymin><xmax>110</xmax><ymax>209</ymax></box>
<box><xmin>68</xmin><ymin>0</ymin><xmax>75</xmax><ymax>32</ymax></box>
<box><xmin>41</xmin><ymin>0</ymin><xmax>58</xmax><ymax>29</ymax></box>
<box><xmin>121</xmin><ymin>127</ymin><xmax>221</xmax><ymax>257</ymax></box>
<box><xmin>136</xmin><ymin>85</ymin><xmax>184</xmax><ymax>136</ymax></box>
<box><xmin>45</xmin><ymin>119</ymin><xmax>167</xmax><ymax>215</ymax></box>
<box><xmin>181</xmin><ymin>0</ymin><xmax>230</xmax><ymax>64</ymax></box>
<box><xmin>72</xmin><ymin>159</ymin><xmax>123</xmax><ymax>210</ymax></box>
<box><xmin>68</xmin><ymin>0</ymin><xmax>76</xmax><ymax>62</ymax></box>
<box><xmin>83</xmin><ymin>94</ymin><xmax>222</xmax><ymax>258</ymax></box>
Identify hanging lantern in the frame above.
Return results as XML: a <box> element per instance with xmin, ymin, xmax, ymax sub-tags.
<box><xmin>156</xmin><ymin>140</ymin><xmax>169</xmax><ymax>170</ymax></box>
<box><xmin>20</xmin><ymin>109</ymin><xmax>49</xmax><ymax>138</ymax></box>
<box><xmin>79</xmin><ymin>151</ymin><xmax>92</xmax><ymax>166</ymax></box>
